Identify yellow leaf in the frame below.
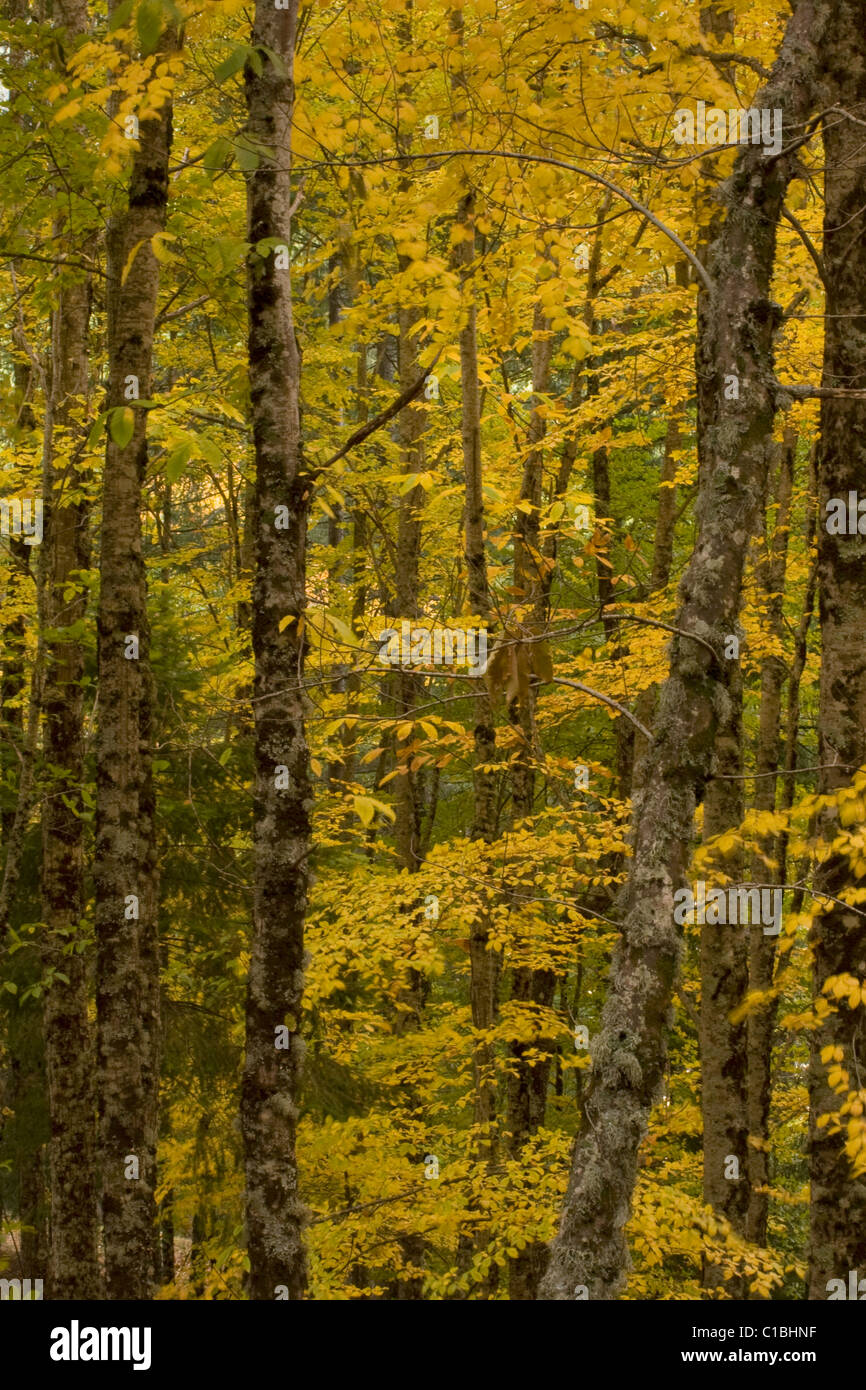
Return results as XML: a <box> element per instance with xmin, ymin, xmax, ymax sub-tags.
<box><xmin>352</xmin><ymin>794</ymin><xmax>376</xmax><ymax>827</ymax></box>
<box><xmin>121</xmin><ymin>239</ymin><xmax>147</xmax><ymax>287</ymax></box>
<box><xmin>151</xmin><ymin>232</ymin><xmax>180</xmax><ymax>265</ymax></box>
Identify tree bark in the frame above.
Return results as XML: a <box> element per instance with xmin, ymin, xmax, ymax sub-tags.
<box><xmin>95</xmin><ymin>16</ymin><xmax>176</xmax><ymax>1300</ymax></box>
<box><xmin>506</xmin><ymin>290</ymin><xmax>555</xmax><ymax>1299</ymax></box>
<box><xmin>455</xmin><ymin>188</ymin><xmax>499</xmax><ymax>1137</ymax></box>
<box><xmin>241</xmin><ymin>0</ymin><xmax>311</xmax><ymax>1301</ymax></box>
<box><xmin>746</xmin><ymin>430</ymin><xmax>794</xmax><ymax>1249</ymax></box>
<box><xmin>42</xmin><ymin>236</ymin><xmax>99</xmax><ymax>1299</ymax></box>
<box><xmin>808</xmin><ymin>8</ymin><xmax>866</xmax><ymax>1294</ymax></box>
<box><xmin>539</xmin><ymin>1</ymin><xmax>834</xmax><ymax>1299</ymax></box>
<box><xmin>700</xmin><ymin>661</ymin><xmax>748</xmax><ymax>1291</ymax></box>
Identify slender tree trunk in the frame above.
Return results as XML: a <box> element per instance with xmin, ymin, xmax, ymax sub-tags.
<box><xmin>42</xmin><ymin>248</ymin><xmax>99</xmax><ymax>1298</ymax></box>
<box><xmin>700</xmin><ymin>661</ymin><xmax>748</xmax><ymax>1291</ymax></box>
<box><xmin>37</xmin><ymin>0</ymin><xmax>99</xmax><ymax>1300</ymax></box>
<box><xmin>539</xmin><ymin>2</ymin><xmax>834</xmax><ymax>1299</ymax></box>
<box><xmin>391</xmin><ymin>301</ymin><xmax>426</xmax><ymax>879</ymax></box>
<box><xmin>776</xmin><ymin>502</ymin><xmax>818</xmax><ymax>892</ymax></box>
<box><xmin>746</xmin><ymin>430</ymin><xmax>795</xmax><ymax>1249</ymax></box>
<box><xmin>808</xmin><ymin>14</ymin><xmax>866</xmax><ymax>1294</ymax></box>
<box><xmin>506</xmin><ymin>292</ymin><xmax>555</xmax><ymax>1299</ymax></box>
<box><xmin>241</xmin><ymin>0</ymin><xmax>310</xmax><ymax>1301</ymax></box>
<box><xmin>95</xmin><ymin>17</ymin><xmax>176</xmax><ymax>1300</ymax></box>
<box><xmin>455</xmin><ymin>187</ymin><xmax>499</xmax><ymax>1134</ymax></box>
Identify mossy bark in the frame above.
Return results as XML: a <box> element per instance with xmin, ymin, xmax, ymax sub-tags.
<box><xmin>95</xmin><ymin>18</ymin><xmax>176</xmax><ymax>1300</ymax></box>
<box><xmin>539</xmin><ymin>1</ymin><xmax>834</xmax><ymax>1299</ymax></box>
<box><xmin>807</xmin><ymin>6</ymin><xmax>866</xmax><ymax>1295</ymax></box>
<box><xmin>241</xmin><ymin>0</ymin><xmax>311</xmax><ymax>1301</ymax></box>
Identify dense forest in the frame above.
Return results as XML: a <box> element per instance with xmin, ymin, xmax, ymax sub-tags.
<box><xmin>0</xmin><ymin>0</ymin><xmax>864</xmax><ymax>1305</ymax></box>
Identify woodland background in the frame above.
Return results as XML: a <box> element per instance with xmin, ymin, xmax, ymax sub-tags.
<box><xmin>0</xmin><ymin>0</ymin><xmax>865</xmax><ymax>1302</ymax></box>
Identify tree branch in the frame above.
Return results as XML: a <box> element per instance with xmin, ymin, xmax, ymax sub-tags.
<box><xmin>315</xmin><ymin>347</ymin><xmax>443</xmax><ymax>473</ymax></box>
<box><xmin>549</xmin><ymin>677</ymin><xmax>654</xmax><ymax>741</ymax></box>
<box><xmin>302</xmin><ymin>149</ymin><xmax>714</xmax><ymax>294</ymax></box>
<box><xmin>781</xmin><ymin>204</ymin><xmax>827</xmax><ymax>289</ymax></box>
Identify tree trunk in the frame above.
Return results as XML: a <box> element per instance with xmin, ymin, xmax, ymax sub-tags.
<box><xmin>42</xmin><ymin>236</ymin><xmax>99</xmax><ymax>1298</ymax></box>
<box><xmin>807</xmin><ymin>9</ymin><xmax>866</xmax><ymax>1294</ymax></box>
<box><xmin>746</xmin><ymin>430</ymin><xmax>795</xmax><ymax>1249</ymax></box>
<box><xmin>539</xmin><ymin>1</ymin><xmax>834</xmax><ymax>1299</ymax></box>
<box><xmin>506</xmin><ymin>291</ymin><xmax>554</xmax><ymax>1299</ymax></box>
<box><xmin>455</xmin><ymin>187</ymin><xmax>499</xmax><ymax>1136</ymax></box>
<box><xmin>95</xmin><ymin>16</ymin><xmax>176</xmax><ymax>1300</ymax></box>
<box><xmin>700</xmin><ymin>662</ymin><xmax>748</xmax><ymax>1291</ymax></box>
<box><xmin>241</xmin><ymin>0</ymin><xmax>311</xmax><ymax>1301</ymax></box>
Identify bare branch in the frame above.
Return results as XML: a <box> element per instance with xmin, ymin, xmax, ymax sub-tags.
<box><xmin>315</xmin><ymin>348</ymin><xmax>443</xmax><ymax>473</ymax></box>
<box><xmin>781</xmin><ymin>204</ymin><xmax>827</xmax><ymax>289</ymax></box>
<box><xmin>549</xmin><ymin>677</ymin><xmax>654</xmax><ymax>741</ymax></box>
<box><xmin>156</xmin><ymin>294</ymin><xmax>211</xmax><ymax>327</ymax></box>
<box><xmin>681</xmin><ymin>45</ymin><xmax>772</xmax><ymax>80</ymax></box>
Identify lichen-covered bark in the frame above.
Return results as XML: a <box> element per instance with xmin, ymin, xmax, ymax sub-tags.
<box><xmin>539</xmin><ymin>1</ymin><xmax>834</xmax><ymax>1299</ymax></box>
<box><xmin>241</xmin><ymin>0</ymin><xmax>311</xmax><ymax>1301</ymax></box>
<box><xmin>807</xmin><ymin>7</ymin><xmax>866</xmax><ymax>1295</ymax></box>
<box><xmin>701</xmin><ymin>662</ymin><xmax>747</xmax><ymax>1291</ymax></box>
<box><xmin>746</xmin><ymin>432</ymin><xmax>794</xmax><ymax>1248</ymax></box>
<box><xmin>95</xmin><ymin>21</ymin><xmax>175</xmax><ymax>1300</ymax></box>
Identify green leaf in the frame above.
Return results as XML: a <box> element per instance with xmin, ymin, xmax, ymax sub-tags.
<box><xmin>202</xmin><ymin>138</ymin><xmax>231</xmax><ymax>175</ymax></box>
<box><xmin>194</xmin><ymin>432</ymin><xmax>222</xmax><ymax>466</ymax></box>
<box><xmin>108</xmin><ymin>0</ymin><xmax>135</xmax><ymax>32</ymax></box>
<box><xmin>254</xmin><ymin>235</ymin><xmax>285</xmax><ymax>257</ymax></box>
<box><xmin>233</xmin><ymin>139</ymin><xmax>260</xmax><ymax>173</ymax></box>
<box><xmin>256</xmin><ymin>45</ymin><xmax>288</xmax><ymax>78</ymax></box>
<box><xmin>215</xmin><ymin>44</ymin><xmax>250</xmax><ymax>84</ymax></box>
<box><xmin>109</xmin><ymin>407</ymin><xmax>135</xmax><ymax>449</ymax></box>
<box><xmin>136</xmin><ymin>0</ymin><xmax>164</xmax><ymax>55</ymax></box>
<box><xmin>164</xmin><ymin>439</ymin><xmax>192</xmax><ymax>483</ymax></box>
<box><xmin>87</xmin><ymin>411</ymin><xmax>108</xmax><ymax>449</ymax></box>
